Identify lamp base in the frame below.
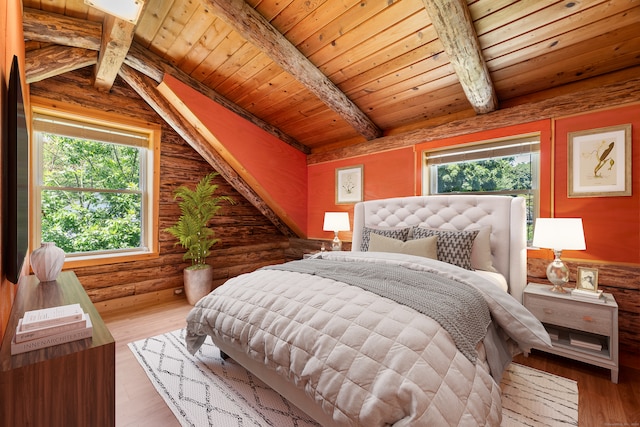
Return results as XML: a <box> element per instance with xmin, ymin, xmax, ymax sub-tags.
<box><xmin>331</xmin><ymin>232</ymin><xmax>342</xmax><ymax>251</ymax></box>
<box><xmin>549</xmin><ymin>284</ymin><xmax>568</xmax><ymax>293</ymax></box>
<box><xmin>546</xmin><ymin>249</ymin><xmax>570</xmax><ymax>294</ymax></box>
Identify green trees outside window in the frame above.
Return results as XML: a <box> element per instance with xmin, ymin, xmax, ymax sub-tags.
<box><xmin>39</xmin><ymin>134</ymin><xmax>143</xmax><ymax>254</ymax></box>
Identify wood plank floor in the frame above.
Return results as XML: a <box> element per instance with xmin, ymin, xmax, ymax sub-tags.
<box><xmin>103</xmin><ymin>298</ymin><xmax>640</xmax><ymax>427</ymax></box>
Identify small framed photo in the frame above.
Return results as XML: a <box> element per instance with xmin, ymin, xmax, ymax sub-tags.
<box><xmin>568</xmin><ymin>124</ymin><xmax>631</xmax><ymax>197</ymax></box>
<box><xmin>336</xmin><ymin>165</ymin><xmax>363</xmax><ymax>204</ymax></box>
<box><xmin>576</xmin><ymin>267</ymin><xmax>599</xmax><ymax>292</ymax></box>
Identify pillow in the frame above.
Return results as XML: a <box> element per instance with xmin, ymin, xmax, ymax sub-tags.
<box><xmin>471</xmin><ymin>226</ymin><xmax>498</xmax><ymax>273</ymax></box>
<box><xmin>368</xmin><ymin>233</ymin><xmax>438</xmax><ymax>259</ymax></box>
<box><xmin>360</xmin><ymin>226</ymin><xmax>412</xmax><ymax>251</ymax></box>
<box><xmin>413</xmin><ymin>227</ymin><xmax>479</xmax><ymax>270</ymax></box>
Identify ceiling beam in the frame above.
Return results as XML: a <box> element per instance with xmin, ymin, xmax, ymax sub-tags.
<box><xmin>117</xmin><ymin>64</ymin><xmax>299</xmax><ymax>238</ymax></box>
<box><xmin>23</xmin><ymin>8</ymin><xmax>102</xmax><ymax>49</ymax></box>
<box><xmin>124</xmin><ymin>42</ymin><xmax>310</xmax><ymax>154</ymax></box>
<box><xmin>201</xmin><ymin>0</ymin><xmax>382</xmax><ymax>141</ymax></box>
<box><xmin>93</xmin><ymin>15</ymin><xmax>137</xmax><ymax>91</ymax></box>
<box><xmin>21</xmin><ymin>8</ymin><xmax>307</xmax><ymax>153</ymax></box>
<box><xmin>25</xmin><ymin>46</ymin><xmax>98</xmax><ymax>83</ymax></box>
<box><xmin>421</xmin><ymin>0</ymin><xmax>498</xmax><ymax>114</ymax></box>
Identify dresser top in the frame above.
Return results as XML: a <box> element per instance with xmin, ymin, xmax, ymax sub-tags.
<box><xmin>525</xmin><ymin>282</ymin><xmax>617</xmax><ymax>307</ymax></box>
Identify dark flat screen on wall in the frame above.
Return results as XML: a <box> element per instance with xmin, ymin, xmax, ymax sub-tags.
<box><xmin>3</xmin><ymin>55</ymin><xmax>29</xmax><ymax>284</ymax></box>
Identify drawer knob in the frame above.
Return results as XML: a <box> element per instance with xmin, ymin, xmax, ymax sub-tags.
<box><xmin>583</xmin><ymin>316</ymin><xmax>594</xmax><ymax>322</ymax></box>
<box><xmin>543</xmin><ymin>308</ymin><xmax>553</xmax><ymax>315</ymax></box>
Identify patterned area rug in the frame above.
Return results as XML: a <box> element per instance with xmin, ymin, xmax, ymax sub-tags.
<box><xmin>129</xmin><ymin>329</ymin><xmax>578</xmax><ymax>427</ymax></box>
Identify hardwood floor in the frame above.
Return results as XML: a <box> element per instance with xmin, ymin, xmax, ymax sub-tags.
<box><xmin>103</xmin><ymin>299</ymin><xmax>640</xmax><ymax>427</ymax></box>
<box><xmin>102</xmin><ymin>298</ymin><xmax>192</xmax><ymax>427</ymax></box>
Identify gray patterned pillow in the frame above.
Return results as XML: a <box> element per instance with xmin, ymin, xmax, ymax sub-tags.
<box><xmin>360</xmin><ymin>226</ymin><xmax>412</xmax><ymax>251</ymax></box>
<box><xmin>413</xmin><ymin>227</ymin><xmax>479</xmax><ymax>270</ymax></box>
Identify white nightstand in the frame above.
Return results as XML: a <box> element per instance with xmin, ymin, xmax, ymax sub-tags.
<box><xmin>523</xmin><ymin>282</ymin><xmax>619</xmax><ymax>383</ymax></box>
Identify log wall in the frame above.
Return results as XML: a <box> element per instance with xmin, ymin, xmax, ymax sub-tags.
<box><xmin>29</xmin><ymin>69</ymin><xmax>289</xmax><ymax>312</ymax></box>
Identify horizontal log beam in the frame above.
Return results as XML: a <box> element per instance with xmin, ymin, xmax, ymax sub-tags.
<box><xmin>25</xmin><ymin>46</ymin><xmax>97</xmax><ymax>83</ymax></box>
<box><xmin>23</xmin><ymin>7</ymin><xmax>102</xmax><ymax>50</ymax></box>
<box><xmin>308</xmin><ymin>72</ymin><xmax>640</xmax><ymax>164</ymax></box>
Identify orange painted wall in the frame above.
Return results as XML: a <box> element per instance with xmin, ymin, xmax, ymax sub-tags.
<box><xmin>553</xmin><ymin>105</ymin><xmax>640</xmax><ymax>264</ymax></box>
<box><xmin>307</xmin><ymin>111</ymin><xmax>640</xmax><ymax>267</ymax></box>
<box><xmin>1</xmin><ymin>0</ymin><xmax>26</xmax><ymax>337</ymax></box>
<box><xmin>162</xmin><ymin>75</ymin><xmax>308</xmax><ymax>234</ymax></box>
<box><xmin>307</xmin><ymin>147</ymin><xmax>415</xmax><ymax>240</ymax></box>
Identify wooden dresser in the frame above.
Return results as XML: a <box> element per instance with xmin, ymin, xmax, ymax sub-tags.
<box><xmin>0</xmin><ymin>271</ymin><xmax>115</xmax><ymax>426</ymax></box>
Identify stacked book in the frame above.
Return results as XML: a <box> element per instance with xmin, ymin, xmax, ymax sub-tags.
<box><xmin>571</xmin><ymin>288</ymin><xmax>605</xmax><ymax>304</ymax></box>
<box><xmin>11</xmin><ymin>303</ymin><xmax>93</xmax><ymax>355</ymax></box>
<box><xmin>569</xmin><ymin>333</ymin><xmax>603</xmax><ymax>351</ymax></box>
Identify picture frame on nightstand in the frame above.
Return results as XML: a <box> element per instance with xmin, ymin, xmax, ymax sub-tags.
<box><xmin>577</xmin><ymin>267</ymin><xmax>599</xmax><ymax>292</ymax></box>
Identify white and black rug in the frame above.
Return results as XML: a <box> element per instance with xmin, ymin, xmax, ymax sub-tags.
<box><xmin>129</xmin><ymin>329</ymin><xmax>578</xmax><ymax>427</ymax></box>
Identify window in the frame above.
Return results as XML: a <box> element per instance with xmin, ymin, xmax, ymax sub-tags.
<box><xmin>32</xmin><ymin>104</ymin><xmax>160</xmax><ymax>267</ymax></box>
<box><xmin>423</xmin><ymin>135</ymin><xmax>540</xmax><ymax>241</ymax></box>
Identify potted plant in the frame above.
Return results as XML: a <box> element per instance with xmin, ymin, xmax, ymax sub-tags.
<box><xmin>165</xmin><ymin>172</ymin><xmax>234</xmax><ymax>304</ymax></box>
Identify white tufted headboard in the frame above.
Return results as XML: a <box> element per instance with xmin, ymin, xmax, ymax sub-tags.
<box><xmin>352</xmin><ymin>195</ymin><xmax>527</xmax><ymax>303</ymax></box>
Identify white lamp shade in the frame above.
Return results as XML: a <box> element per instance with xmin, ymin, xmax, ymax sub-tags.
<box><xmin>532</xmin><ymin>218</ymin><xmax>586</xmax><ymax>251</ymax></box>
<box><xmin>323</xmin><ymin>212</ymin><xmax>350</xmax><ymax>232</ymax></box>
<box><xmin>85</xmin><ymin>0</ymin><xmax>145</xmax><ymax>23</ymax></box>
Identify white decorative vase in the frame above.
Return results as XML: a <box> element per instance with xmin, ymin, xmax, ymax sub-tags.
<box><xmin>183</xmin><ymin>265</ymin><xmax>214</xmax><ymax>305</ymax></box>
<box><xmin>30</xmin><ymin>242</ymin><xmax>65</xmax><ymax>282</ymax></box>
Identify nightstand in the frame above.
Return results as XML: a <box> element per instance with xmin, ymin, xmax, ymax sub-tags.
<box><xmin>523</xmin><ymin>282</ymin><xmax>619</xmax><ymax>383</ymax></box>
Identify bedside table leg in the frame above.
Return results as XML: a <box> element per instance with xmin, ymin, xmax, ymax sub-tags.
<box><xmin>611</xmin><ymin>368</ymin><xmax>619</xmax><ymax>384</ymax></box>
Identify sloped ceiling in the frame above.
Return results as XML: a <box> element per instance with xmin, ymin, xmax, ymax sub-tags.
<box><xmin>21</xmin><ymin>0</ymin><xmax>640</xmax><ymax>236</ymax></box>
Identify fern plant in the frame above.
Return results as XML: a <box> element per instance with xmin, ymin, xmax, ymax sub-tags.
<box><xmin>165</xmin><ymin>172</ymin><xmax>234</xmax><ymax>269</ymax></box>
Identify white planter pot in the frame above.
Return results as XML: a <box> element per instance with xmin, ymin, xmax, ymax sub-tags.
<box><xmin>183</xmin><ymin>265</ymin><xmax>214</xmax><ymax>305</ymax></box>
<box><xmin>30</xmin><ymin>242</ymin><xmax>65</xmax><ymax>282</ymax></box>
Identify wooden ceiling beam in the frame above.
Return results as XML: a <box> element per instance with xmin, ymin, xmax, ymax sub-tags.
<box><xmin>23</xmin><ymin>8</ymin><xmax>102</xmax><ymax>50</ymax></box>
<box><xmin>93</xmin><ymin>15</ymin><xmax>137</xmax><ymax>91</ymax></box>
<box><xmin>25</xmin><ymin>46</ymin><xmax>98</xmax><ymax>84</ymax></box>
<box><xmin>201</xmin><ymin>0</ymin><xmax>382</xmax><ymax>141</ymax></box>
<box><xmin>118</xmin><ymin>64</ymin><xmax>299</xmax><ymax>238</ymax></box>
<box><xmin>421</xmin><ymin>0</ymin><xmax>498</xmax><ymax>114</ymax></box>
<box><xmin>21</xmin><ymin>8</ymin><xmax>307</xmax><ymax>153</ymax></box>
<box><xmin>124</xmin><ymin>42</ymin><xmax>310</xmax><ymax>154</ymax></box>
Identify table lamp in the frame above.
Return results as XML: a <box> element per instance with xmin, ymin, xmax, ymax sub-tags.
<box><xmin>532</xmin><ymin>218</ymin><xmax>586</xmax><ymax>293</ymax></box>
<box><xmin>323</xmin><ymin>212</ymin><xmax>350</xmax><ymax>251</ymax></box>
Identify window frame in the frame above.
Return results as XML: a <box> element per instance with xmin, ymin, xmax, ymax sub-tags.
<box><xmin>30</xmin><ymin>100</ymin><xmax>161</xmax><ymax>268</ymax></box>
<box><xmin>422</xmin><ymin>133</ymin><xmax>540</xmax><ymax>241</ymax></box>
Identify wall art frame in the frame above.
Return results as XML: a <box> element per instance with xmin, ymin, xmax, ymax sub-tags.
<box><xmin>576</xmin><ymin>267</ymin><xmax>599</xmax><ymax>292</ymax></box>
<box><xmin>568</xmin><ymin>124</ymin><xmax>631</xmax><ymax>197</ymax></box>
<box><xmin>335</xmin><ymin>165</ymin><xmax>363</xmax><ymax>204</ymax></box>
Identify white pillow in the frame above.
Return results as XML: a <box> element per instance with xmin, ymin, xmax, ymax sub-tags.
<box><xmin>470</xmin><ymin>226</ymin><xmax>498</xmax><ymax>273</ymax></box>
<box><xmin>368</xmin><ymin>233</ymin><xmax>438</xmax><ymax>259</ymax></box>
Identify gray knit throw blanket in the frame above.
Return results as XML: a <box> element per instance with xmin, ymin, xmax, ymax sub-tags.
<box><xmin>263</xmin><ymin>258</ymin><xmax>491</xmax><ymax>363</ymax></box>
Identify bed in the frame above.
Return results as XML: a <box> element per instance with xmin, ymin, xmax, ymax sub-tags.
<box><xmin>186</xmin><ymin>195</ymin><xmax>551</xmax><ymax>426</ymax></box>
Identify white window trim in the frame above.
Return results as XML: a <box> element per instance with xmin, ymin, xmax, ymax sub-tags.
<box><xmin>30</xmin><ymin>101</ymin><xmax>161</xmax><ymax>268</ymax></box>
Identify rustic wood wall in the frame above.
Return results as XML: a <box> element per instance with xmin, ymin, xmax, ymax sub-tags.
<box><xmin>29</xmin><ymin>69</ymin><xmax>289</xmax><ymax>312</ymax></box>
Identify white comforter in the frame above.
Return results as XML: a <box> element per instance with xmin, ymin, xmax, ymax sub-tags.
<box><xmin>186</xmin><ymin>251</ymin><xmax>551</xmax><ymax>426</ymax></box>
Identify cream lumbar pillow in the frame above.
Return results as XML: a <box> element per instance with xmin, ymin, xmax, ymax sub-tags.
<box><xmin>368</xmin><ymin>232</ymin><xmax>438</xmax><ymax>259</ymax></box>
<box><xmin>470</xmin><ymin>226</ymin><xmax>498</xmax><ymax>273</ymax></box>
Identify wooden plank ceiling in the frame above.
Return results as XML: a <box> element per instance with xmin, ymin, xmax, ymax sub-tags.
<box><xmin>20</xmin><ymin>0</ymin><xmax>640</xmax><ymax>237</ymax></box>
<box><xmin>22</xmin><ymin>0</ymin><xmax>640</xmax><ymax>155</ymax></box>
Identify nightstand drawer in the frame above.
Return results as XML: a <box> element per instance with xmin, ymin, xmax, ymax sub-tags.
<box><xmin>525</xmin><ymin>294</ymin><xmax>612</xmax><ymax>335</ymax></box>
